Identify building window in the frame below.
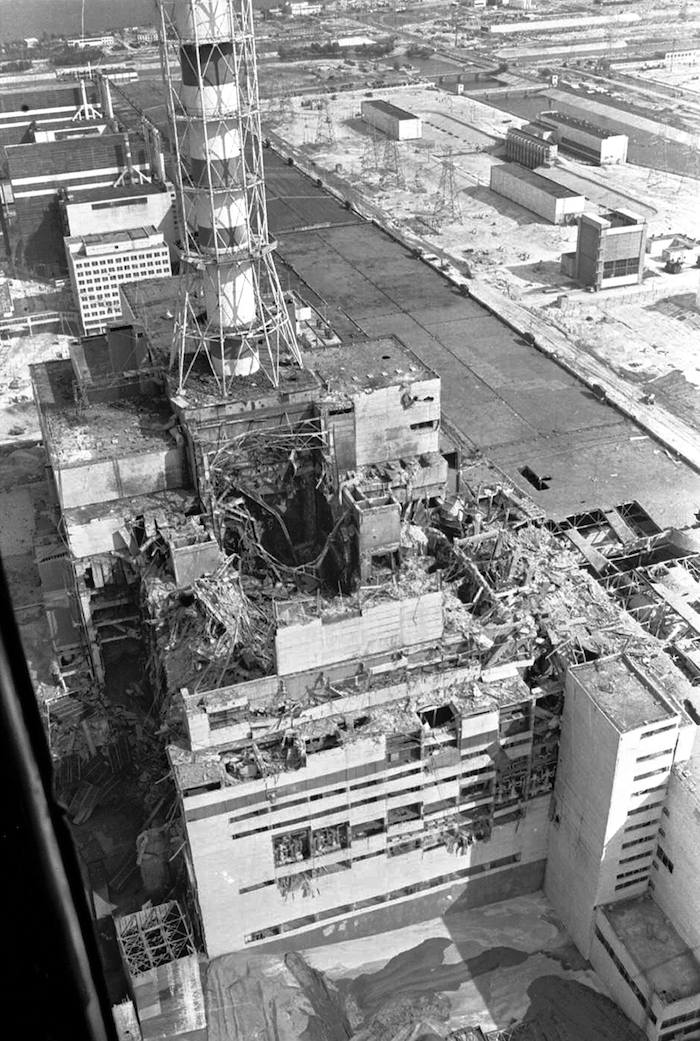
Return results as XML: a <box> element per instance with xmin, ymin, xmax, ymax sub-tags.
<box><xmin>640</xmin><ymin>725</ymin><xmax>676</xmax><ymax>740</ymax></box>
<box><xmin>634</xmin><ymin>767</ymin><xmax>668</xmax><ymax>782</ymax></box>
<box><xmin>636</xmin><ymin>748</ymin><xmax>674</xmax><ymax>764</ymax></box>
<box><xmin>656</xmin><ymin>846</ymin><xmax>674</xmax><ymax>873</ymax></box>
<box><xmin>661</xmin><ymin>1009</ymin><xmax>700</xmax><ymax>1031</ymax></box>
<box><xmin>619</xmin><ymin>850</ymin><xmax>653</xmax><ymax>865</ymax></box>
<box><xmin>627</xmin><ymin>801</ymin><xmax>664</xmax><ymax>816</ymax></box>
<box><xmin>594</xmin><ymin>928</ymin><xmax>656</xmax><ymax>1022</ymax></box>
<box><xmin>616</xmin><ymin>865</ymin><xmax>650</xmax><ymax>880</ymax></box>
<box><xmin>622</xmin><ymin>835</ymin><xmax>655</xmax><ymax>849</ymax></box>
<box><xmin>632</xmin><ymin>784</ymin><xmax>667</xmax><ymax>798</ymax></box>
<box><xmin>615</xmin><ymin>878</ymin><xmax>647</xmax><ymax>890</ymax></box>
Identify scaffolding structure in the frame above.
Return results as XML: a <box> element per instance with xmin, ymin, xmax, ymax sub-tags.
<box><xmin>116</xmin><ymin>900</ymin><xmax>195</xmax><ymax>975</ymax></box>
<box><xmin>157</xmin><ymin>0</ymin><xmax>303</xmax><ymax>393</ymax></box>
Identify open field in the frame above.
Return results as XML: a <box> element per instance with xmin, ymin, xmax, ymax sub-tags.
<box><xmin>269</xmin><ymin>83</ymin><xmax>700</xmax><ymax>439</ymax></box>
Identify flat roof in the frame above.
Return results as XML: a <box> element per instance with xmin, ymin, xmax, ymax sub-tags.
<box><xmin>262</xmin><ymin>155</ymin><xmax>700</xmax><ymax>527</ymax></box>
<box><xmin>572</xmin><ymin>655</ymin><xmax>674</xmax><ymax>732</ymax></box>
<box><xmin>303</xmin><ymin>335</ymin><xmax>436</xmax><ymax>393</ymax></box>
<box><xmin>509</xmin><ymin>123</ymin><xmax>556</xmax><ymax>143</ymax></box>
<box><xmin>603</xmin><ymin>896</ymin><xmax>700</xmax><ymax>1003</ymax></box>
<box><xmin>363</xmin><ymin>99</ymin><xmax>418</xmax><ymax>122</ymax></box>
<box><xmin>68</xmin><ymin>225</ymin><xmax>159</xmax><ymax>247</ymax></box>
<box><xmin>31</xmin><ymin>358</ymin><xmax>176</xmax><ymax>465</ymax></box>
<box><xmin>539</xmin><ymin>110</ymin><xmax>624</xmax><ymax>140</ymax></box>
<box><xmin>63</xmin><ymin>182</ymin><xmax>167</xmax><ymax>204</ymax></box>
<box><xmin>493</xmin><ymin>162</ymin><xmax>583</xmax><ymax>200</ymax></box>
<box><xmin>120</xmin><ymin>276</ymin><xmax>322</xmax><ymax>408</ymax></box>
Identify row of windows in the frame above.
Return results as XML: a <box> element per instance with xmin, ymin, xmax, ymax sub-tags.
<box><xmin>190</xmin><ymin>740</ymin><xmax>502</xmax><ymax>826</ymax></box>
<box><xmin>627</xmin><ymin>800</ymin><xmax>664</xmax><ymax>817</ymax></box>
<box><xmin>243</xmin><ymin>853</ymin><xmax>523</xmax><ymax>943</ymax></box>
<box><xmin>616</xmin><ymin>864</ymin><xmax>649</xmax><ymax>881</ymax></box>
<box><xmin>660</xmin><ymin>1024</ymin><xmax>700</xmax><ymax>1041</ymax></box>
<box><xmin>661</xmin><ymin>1008</ymin><xmax>700</xmax><ymax>1031</ymax></box>
<box><xmin>623</xmin><ymin>819</ymin><xmax>659</xmax><ymax>835</ymax></box>
<box><xmin>634</xmin><ymin>766</ymin><xmax>669</xmax><ymax>783</ymax></box>
<box><xmin>636</xmin><ymin>747</ymin><xmax>674</xmax><ymax>764</ymax></box>
<box><xmin>76</xmin><ymin>260</ymin><xmax>167</xmax><ymax>279</ymax></box>
<box><xmin>641</xmin><ymin>724</ymin><xmax>677</xmax><ymax>740</ymax></box>
<box><xmin>227</xmin><ymin>759</ymin><xmax>491</xmax><ymax>831</ymax></box>
<box><xmin>632</xmin><ymin>783</ymin><xmax>667</xmax><ymax>799</ymax></box>
<box><xmin>594</xmin><ymin>927</ymin><xmax>657</xmax><ymax>1024</ymax></box>
<box><xmin>619</xmin><ymin>849</ymin><xmax>653</xmax><ymax>865</ymax></box>
<box><xmin>622</xmin><ymin>834</ymin><xmax>656</xmax><ymax>850</ymax></box>
<box><xmin>662</xmin><ymin>1020</ymin><xmax>700</xmax><ymax>1036</ymax></box>
<box><xmin>232</xmin><ymin>782</ymin><xmax>421</xmax><ymax>840</ymax></box>
<box><xmin>601</xmin><ymin>257</ymin><xmax>641</xmax><ymax>278</ymax></box>
<box><xmin>75</xmin><ymin>250</ymin><xmax>165</xmax><ymax>267</ymax></box>
<box><xmin>615</xmin><ymin>877</ymin><xmax>647</xmax><ymax>891</ymax></box>
<box><xmin>655</xmin><ymin>846</ymin><xmax>674</xmax><ymax>873</ymax></box>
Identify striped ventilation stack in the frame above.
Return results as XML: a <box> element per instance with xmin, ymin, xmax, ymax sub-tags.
<box><xmin>158</xmin><ymin>0</ymin><xmax>302</xmax><ymax>388</ymax></box>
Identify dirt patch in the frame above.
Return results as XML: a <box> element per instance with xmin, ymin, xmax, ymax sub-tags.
<box><xmin>206</xmin><ymin>951</ymin><xmax>352</xmax><ymax>1041</ymax></box>
<box><xmin>0</xmin><ymin>328</ymin><xmax>72</xmax><ymax>443</ymax></box>
<box><xmin>340</xmin><ymin>938</ymin><xmax>531</xmax><ymax>1018</ymax></box>
<box><xmin>515</xmin><ymin>976</ymin><xmax>648</xmax><ymax>1041</ymax></box>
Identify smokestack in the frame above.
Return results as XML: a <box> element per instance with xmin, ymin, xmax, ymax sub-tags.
<box><xmin>158</xmin><ymin>0</ymin><xmax>302</xmax><ymax>389</ymax></box>
<box><xmin>101</xmin><ymin>75</ymin><xmax>114</xmax><ymax>123</ymax></box>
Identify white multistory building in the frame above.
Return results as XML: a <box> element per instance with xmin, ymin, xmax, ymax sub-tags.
<box><xmin>65</xmin><ymin>226</ymin><xmax>171</xmax><ymax>335</ymax></box>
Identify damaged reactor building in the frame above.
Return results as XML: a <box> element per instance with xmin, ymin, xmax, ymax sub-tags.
<box><xmin>22</xmin><ymin>0</ymin><xmax>700</xmax><ymax>1038</ymax></box>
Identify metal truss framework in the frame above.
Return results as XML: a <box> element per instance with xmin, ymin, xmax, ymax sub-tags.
<box><xmin>116</xmin><ymin>900</ymin><xmax>195</xmax><ymax>975</ymax></box>
<box><xmin>433</xmin><ymin>147</ymin><xmax>461</xmax><ymax>223</ymax></box>
<box><xmin>157</xmin><ymin>0</ymin><xmax>302</xmax><ymax>393</ymax></box>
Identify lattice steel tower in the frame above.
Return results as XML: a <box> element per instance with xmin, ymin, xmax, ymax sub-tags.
<box><xmin>157</xmin><ymin>0</ymin><xmax>302</xmax><ymax>391</ymax></box>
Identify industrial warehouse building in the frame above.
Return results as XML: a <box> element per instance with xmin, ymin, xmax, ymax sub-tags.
<box><xmin>361</xmin><ymin>99</ymin><xmax>422</xmax><ymax>140</ymax></box>
<box><xmin>505</xmin><ymin>122</ymin><xmax>558</xmax><ymax>169</ymax></box>
<box><xmin>489</xmin><ymin>162</ymin><xmax>586</xmax><ymax>225</ymax></box>
<box><xmin>564</xmin><ymin>209</ymin><xmax>647</xmax><ymax>290</ymax></box>
<box><xmin>538</xmin><ymin>110</ymin><xmax>628</xmax><ymax>165</ymax></box>
<box><xmin>2</xmin><ymin>131</ymin><xmax>152</xmax><ymax>275</ymax></box>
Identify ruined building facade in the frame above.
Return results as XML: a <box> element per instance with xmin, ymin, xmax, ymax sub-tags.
<box><xmin>30</xmin><ymin>276</ymin><xmax>700</xmax><ymax>1041</ymax></box>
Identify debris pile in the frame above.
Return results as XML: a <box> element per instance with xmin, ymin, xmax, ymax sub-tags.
<box><xmin>145</xmin><ymin>558</ymin><xmax>276</xmax><ymax>693</ymax></box>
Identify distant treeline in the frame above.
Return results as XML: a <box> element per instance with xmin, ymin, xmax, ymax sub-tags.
<box><xmin>52</xmin><ymin>47</ymin><xmax>106</xmax><ymax>67</ymax></box>
<box><xmin>278</xmin><ymin>38</ymin><xmax>396</xmax><ymax>62</ymax></box>
<box><xmin>0</xmin><ymin>59</ymin><xmax>33</xmax><ymax>72</ymax></box>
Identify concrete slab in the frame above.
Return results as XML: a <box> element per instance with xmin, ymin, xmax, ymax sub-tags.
<box><xmin>301</xmin><ymin>891</ymin><xmax>609</xmax><ymax>1035</ymax></box>
<box><xmin>270</xmin><ymin>160</ymin><xmax>700</xmax><ymax>527</ymax></box>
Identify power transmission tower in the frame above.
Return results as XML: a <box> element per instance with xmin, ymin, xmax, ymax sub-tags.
<box><xmin>278</xmin><ymin>95</ymin><xmax>294</xmax><ymax>127</ymax></box>
<box><xmin>315</xmin><ymin>98</ymin><xmax>336</xmax><ymax>146</ymax></box>
<box><xmin>381</xmin><ymin>138</ymin><xmax>405</xmax><ymax>189</ymax></box>
<box><xmin>361</xmin><ymin>126</ymin><xmax>382</xmax><ymax>176</ymax></box>
<box><xmin>433</xmin><ymin>147</ymin><xmax>461</xmax><ymax>223</ymax></box>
